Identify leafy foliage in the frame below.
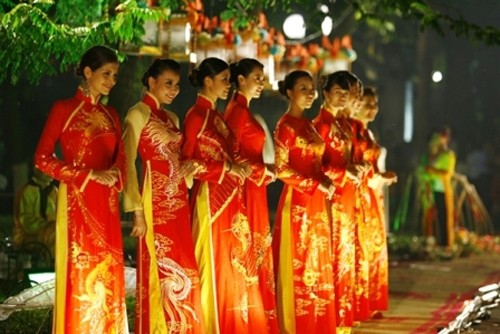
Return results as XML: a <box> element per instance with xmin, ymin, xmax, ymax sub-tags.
<box><xmin>0</xmin><ymin>0</ymin><xmax>168</xmax><ymax>84</ymax></box>
<box><xmin>0</xmin><ymin>0</ymin><xmax>499</xmax><ymax>85</ymax></box>
<box><xmin>351</xmin><ymin>0</ymin><xmax>500</xmax><ymax>46</ymax></box>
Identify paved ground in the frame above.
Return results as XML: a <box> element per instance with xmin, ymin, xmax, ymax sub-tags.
<box><xmin>353</xmin><ymin>253</ymin><xmax>500</xmax><ymax>334</ymax></box>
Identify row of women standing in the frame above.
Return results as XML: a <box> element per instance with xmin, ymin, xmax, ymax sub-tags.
<box><xmin>33</xmin><ymin>45</ymin><xmax>395</xmax><ymax>334</ymax></box>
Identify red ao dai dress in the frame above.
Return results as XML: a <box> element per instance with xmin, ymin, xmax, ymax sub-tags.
<box><xmin>122</xmin><ymin>93</ymin><xmax>204</xmax><ymax>334</ymax></box>
<box><xmin>361</xmin><ymin>128</ymin><xmax>389</xmax><ymax>312</ymax></box>
<box><xmin>182</xmin><ymin>95</ymin><xmax>268</xmax><ymax>334</ymax></box>
<box><xmin>350</xmin><ymin>118</ymin><xmax>372</xmax><ymax>321</ymax></box>
<box><xmin>272</xmin><ymin>113</ymin><xmax>336</xmax><ymax>334</ymax></box>
<box><xmin>312</xmin><ymin>109</ymin><xmax>356</xmax><ymax>328</ymax></box>
<box><xmin>34</xmin><ymin>89</ymin><xmax>128</xmax><ymax>334</ymax></box>
<box><xmin>224</xmin><ymin>92</ymin><xmax>279</xmax><ymax>334</ymax></box>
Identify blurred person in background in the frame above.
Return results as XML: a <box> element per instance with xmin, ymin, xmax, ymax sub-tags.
<box><xmin>12</xmin><ymin>167</ymin><xmax>57</xmax><ymax>257</ymax></box>
<box><xmin>417</xmin><ymin>126</ymin><xmax>456</xmax><ymax>248</ymax></box>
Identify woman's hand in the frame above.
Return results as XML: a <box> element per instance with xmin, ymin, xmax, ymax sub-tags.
<box><xmin>227</xmin><ymin>162</ymin><xmax>252</xmax><ymax>183</ymax></box>
<box><xmin>368</xmin><ymin>174</ymin><xmax>382</xmax><ymax>188</ymax></box>
<box><xmin>346</xmin><ymin>164</ymin><xmax>363</xmax><ymax>185</ymax></box>
<box><xmin>130</xmin><ymin>210</ymin><xmax>147</xmax><ymax>238</ymax></box>
<box><xmin>179</xmin><ymin>160</ymin><xmax>202</xmax><ymax>178</ymax></box>
<box><xmin>381</xmin><ymin>171</ymin><xmax>398</xmax><ymax>185</ymax></box>
<box><xmin>318</xmin><ymin>179</ymin><xmax>335</xmax><ymax>200</ymax></box>
<box><xmin>90</xmin><ymin>169</ymin><xmax>119</xmax><ymax>187</ymax></box>
<box><xmin>265</xmin><ymin>164</ymin><xmax>277</xmax><ymax>182</ymax></box>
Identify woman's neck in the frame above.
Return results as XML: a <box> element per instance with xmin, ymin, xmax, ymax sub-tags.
<box><xmin>287</xmin><ymin>103</ymin><xmax>304</xmax><ymax>118</ymax></box>
<box><xmin>338</xmin><ymin>107</ymin><xmax>353</xmax><ymax>118</ymax></box>
<box><xmin>358</xmin><ymin>118</ymin><xmax>369</xmax><ymax>128</ymax></box>
<box><xmin>199</xmin><ymin>91</ymin><xmax>217</xmax><ymax>108</ymax></box>
<box><xmin>90</xmin><ymin>93</ymin><xmax>100</xmax><ymax>105</ymax></box>
<box><xmin>322</xmin><ymin>104</ymin><xmax>341</xmax><ymax>117</ymax></box>
<box><xmin>238</xmin><ymin>90</ymin><xmax>252</xmax><ymax>106</ymax></box>
<box><xmin>145</xmin><ymin>92</ymin><xmax>161</xmax><ymax>109</ymax></box>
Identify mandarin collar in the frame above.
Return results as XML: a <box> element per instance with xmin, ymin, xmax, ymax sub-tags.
<box><xmin>76</xmin><ymin>88</ymin><xmax>100</xmax><ymax>105</ymax></box>
<box><xmin>143</xmin><ymin>92</ymin><xmax>161</xmax><ymax>111</ymax></box>
<box><xmin>196</xmin><ymin>94</ymin><xmax>216</xmax><ymax>110</ymax></box>
<box><xmin>233</xmin><ymin>91</ymin><xmax>249</xmax><ymax>106</ymax></box>
<box><xmin>319</xmin><ymin>107</ymin><xmax>336</xmax><ymax>121</ymax></box>
<box><xmin>284</xmin><ymin>112</ymin><xmax>307</xmax><ymax>122</ymax></box>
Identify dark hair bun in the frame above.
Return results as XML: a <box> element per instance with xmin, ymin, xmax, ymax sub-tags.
<box><xmin>277</xmin><ymin>80</ymin><xmax>287</xmax><ymax>97</ymax></box>
<box><xmin>188</xmin><ymin>68</ymin><xmax>200</xmax><ymax>87</ymax></box>
<box><xmin>229</xmin><ymin>62</ymin><xmax>239</xmax><ymax>84</ymax></box>
<box><xmin>75</xmin><ymin>45</ymin><xmax>118</xmax><ymax>78</ymax></box>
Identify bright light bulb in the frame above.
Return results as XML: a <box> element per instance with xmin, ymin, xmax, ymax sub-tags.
<box><xmin>283</xmin><ymin>14</ymin><xmax>306</xmax><ymax>39</ymax></box>
<box><xmin>432</xmin><ymin>71</ymin><xmax>443</xmax><ymax>83</ymax></box>
<box><xmin>321</xmin><ymin>16</ymin><xmax>333</xmax><ymax>36</ymax></box>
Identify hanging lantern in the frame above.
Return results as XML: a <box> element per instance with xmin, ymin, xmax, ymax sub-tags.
<box><xmin>162</xmin><ymin>13</ymin><xmax>191</xmax><ymax>60</ymax></box>
<box><xmin>138</xmin><ymin>18</ymin><xmax>162</xmax><ymax>56</ymax></box>
<box><xmin>320</xmin><ymin>35</ymin><xmax>357</xmax><ymax>74</ymax></box>
<box><xmin>322</xmin><ymin>58</ymin><xmax>351</xmax><ymax>74</ymax></box>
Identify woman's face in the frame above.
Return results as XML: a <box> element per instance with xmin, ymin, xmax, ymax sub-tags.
<box><xmin>358</xmin><ymin>95</ymin><xmax>379</xmax><ymax>122</ymax></box>
<box><xmin>208</xmin><ymin>69</ymin><xmax>231</xmax><ymax>101</ymax></box>
<box><xmin>85</xmin><ymin>62</ymin><xmax>119</xmax><ymax>97</ymax></box>
<box><xmin>347</xmin><ymin>83</ymin><xmax>363</xmax><ymax>115</ymax></box>
<box><xmin>288</xmin><ymin>76</ymin><xmax>316</xmax><ymax>110</ymax></box>
<box><xmin>323</xmin><ymin>83</ymin><xmax>349</xmax><ymax>111</ymax></box>
<box><xmin>148</xmin><ymin>70</ymin><xmax>180</xmax><ymax>105</ymax></box>
<box><xmin>238</xmin><ymin>67</ymin><xmax>265</xmax><ymax>99</ymax></box>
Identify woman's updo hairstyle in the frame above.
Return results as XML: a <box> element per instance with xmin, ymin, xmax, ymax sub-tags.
<box><xmin>229</xmin><ymin>58</ymin><xmax>264</xmax><ymax>89</ymax></box>
<box><xmin>277</xmin><ymin>70</ymin><xmax>312</xmax><ymax>99</ymax></box>
<box><xmin>319</xmin><ymin>71</ymin><xmax>350</xmax><ymax>95</ymax></box>
<box><xmin>141</xmin><ymin>58</ymin><xmax>181</xmax><ymax>89</ymax></box>
<box><xmin>344</xmin><ymin>71</ymin><xmax>363</xmax><ymax>94</ymax></box>
<box><xmin>188</xmin><ymin>57</ymin><xmax>229</xmax><ymax>87</ymax></box>
<box><xmin>362</xmin><ymin>86</ymin><xmax>377</xmax><ymax>97</ymax></box>
<box><xmin>76</xmin><ymin>45</ymin><xmax>119</xmax><ymax>78</ymax></box>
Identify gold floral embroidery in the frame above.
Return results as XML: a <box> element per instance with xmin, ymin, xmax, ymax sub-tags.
<box><xmin>153</xmin><ymin>235</ymin><xmax>199</xmax><ymax>332</ymax></box>
<box><xmin>229</xmin><ymin>212</ymin><xmax>259</xmax><ymax>285</ymax></box>
<box><xmin>295</xmin><ymin>298</ymin><xmax>312</xmax><ymax>316</ymax></box>
<box><xmin>252</xmin><ymin>229</ymin><xmax>271</xmax><ymax>269</ymax></box>
<box><xmin>199</xmin><ymin>141</ymin><xmax>225</xmax><ymax>161</ymax></box>
<box><xmin>214</xmin><ymin>114</ymin><xmax>229</xmax><ymax>139</ymax></box>
<box><xmin>74</xmin><ymin>254</ymin><xmax>115</xmax><ymax>332</ymax></box>
<box><xmin>230</xmin><ymin>293</ymin><xmax>249</xmax><ymax>323</ymax></box>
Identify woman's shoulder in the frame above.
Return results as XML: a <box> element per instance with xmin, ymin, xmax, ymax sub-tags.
<box><xmin>165</xmin><ymin>110</ymin><xmax>180</xmax><ymax>128</ymax></box>
<box><xmin>51</xmin><ymin>96</ymin><xmax>81</xmax><ymax>113</ymax></box>
<box><xmin>125</xmin><ymin>101</ymin><xmax>151</xmax><ymax>121</ymax></box>
<box><xmin>185</xmin><ymin>103</ymin><xmax>212</xmax><ymax>122</ymax></box>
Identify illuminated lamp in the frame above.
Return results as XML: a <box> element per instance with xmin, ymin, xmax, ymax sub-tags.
<box><xmin>283</xmin><ymin>14</ymin><xmax>306</xmax><ymax>40</ymax></box>
<box><xmin>162</xmin><ymin>13</ymin><xmax>191</xmax><ymax>60</ymax></box>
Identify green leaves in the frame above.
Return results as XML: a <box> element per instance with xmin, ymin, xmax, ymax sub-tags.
<box><xmin>112</xmin><ymin>1</ymin><xmax>167</xmax><ymax>42</ymax></box>
<box><xmin>351</xmin><ymin>0</ymin><xmax>500</xmax><ymax>46</ymax></box>
<box><xmin>1</xmin><ymin>0</ymin><xmax>500</xmax><ymax>85</ymax></box>
<box><xmin>0</xmin><ymin>0</ymin><xmax>166</xmax><ymax>84</ymax></box>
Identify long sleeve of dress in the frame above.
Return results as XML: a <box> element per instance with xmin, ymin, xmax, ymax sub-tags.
<box><xmin>122</xmin><ymin>106</ymin><xmax>149</xmax><ymax>212</ymax></box>
<box><xmin>225</xmin><ymin>105</ymin><xmax>267</xmax><ymax>186</ymax></box>
<box><xmin>274</xmin><ymin>121</ymin><xmax>322</xmax><ymax>195</ymax></box>
<box><xmin>315</xmin><ymin>121</ymin><xmax>348</xmax><ymax>186</ymax></box>
<box><xmin>182</xmin><ymin>109</ymin><xmax>228</xmax><ymax>183</ymax></box>
<box><xmin>110</xmin><ymin>107</ymin><xmax>126</xmax><ymax>192</ymax></box>
<box><xmin>34</xmin><ymin>100</ymin><xmax>92</xmax><ymax>189</ymax></box>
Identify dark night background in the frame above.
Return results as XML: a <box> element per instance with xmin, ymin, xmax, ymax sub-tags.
<box><xmin>0</xmin><ymin>0</ymin><xmax>499</xmax><ymax>231</ymax></box>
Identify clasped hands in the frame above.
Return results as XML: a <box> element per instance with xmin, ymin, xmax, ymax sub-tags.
<box><xmin>319</xmin><ymin>179</ymin><xmax>336</xmax><ymax>200</ymax></box>
<box><xmin>90</xmin><ymin>168</ymin><xmax>120</xmax><ymax>187</ymax></box>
